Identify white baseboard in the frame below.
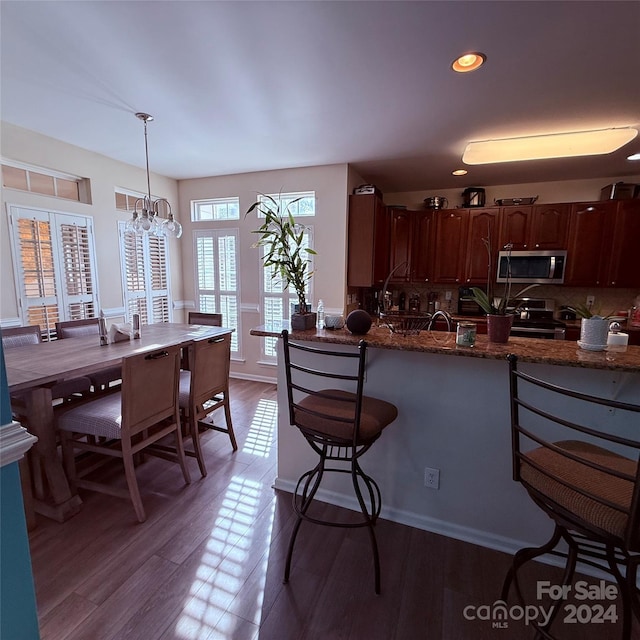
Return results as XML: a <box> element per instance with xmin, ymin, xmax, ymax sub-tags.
<box><xmin>272</xmin><ymin>478</ymin><xmax>613</xmax><ymax>581</ymax></box>
<box><xmin>230</xmin><ymin>372</ymin><xmax>277</xmax><ymax>385</ymax></box>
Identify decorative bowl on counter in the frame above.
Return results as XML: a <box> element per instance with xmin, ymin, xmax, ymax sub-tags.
<box><xmin>379</xmin><ymin>311</ymin><xmax>431</xmax><ymax>336</ymax></box>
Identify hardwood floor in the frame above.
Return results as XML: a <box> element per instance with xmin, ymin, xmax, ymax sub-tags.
<box><xmin>29</xmin><ymin>379</ymin><xmax>638</xmax><ymax>640</ymax></box>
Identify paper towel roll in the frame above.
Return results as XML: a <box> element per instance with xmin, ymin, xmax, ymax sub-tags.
<box><xmin>607</xmin><ymin>331</ymin><xmax>629</xmax><ymax>347</ymax></box>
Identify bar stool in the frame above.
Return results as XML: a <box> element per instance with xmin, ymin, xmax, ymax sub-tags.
<box><xmin>503</xmin><ymin>354</ymin><xmax>640</xmax><ymax>639</ymax></box>
<box><xmin>281</xmin><ymin>330</ymin><xmax>398</xmax><ymax>594</ymax></box>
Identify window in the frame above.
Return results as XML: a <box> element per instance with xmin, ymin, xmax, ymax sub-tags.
<box><xmin>194</xmin><ymin>229</ymin><xmax>241</xmax><ymax>354</ymax></box>
<box><xmin>262</xmin><ymin>226</ymin><xmax>314</xmax><ymax>359</ymax></box>
<box><xmin>2</xmin><ymin>162</ymin><xmax>90</xmax><ymax>203</ymax></box>
<box><xmin>192</xmin><ymin>197</ymin><xmax>240</xmax><ymax>221</ymax></box>
<box><xmin>257</xmin><ymin>191</ymin><xmax>315</xmax><ymax>218</ymax></box>
<box><xmin>118</xmin><ymin>223</ymin><xmax>172</xmax><ymax>324</ymax></box>
<box><xmin>7</xmin><ymin>206</ymin><xmax>99</xmax><ymax>338</ymax></box>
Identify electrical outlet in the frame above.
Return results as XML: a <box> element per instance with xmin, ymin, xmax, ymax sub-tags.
<box><xmin>586</xmin><ymin>295</ymin><xmax>595</xmax><ymax>309</ymax></box>
<box><xmin>445</xmin><ymin>290</ymin><xmax>452</xmax><ymax>301</ymax></box>
<box><xmin>424</xmin><ymin>466</ymin><xmax>440</xmax><ymax>489</ymax></box>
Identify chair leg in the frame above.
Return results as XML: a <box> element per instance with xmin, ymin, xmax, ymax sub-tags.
<box><xmin>352</xmin><ymin>457</ymin><xmax>381</xmax><ymax>594</ymax></box>
<box><xmin>60</xmin><ymin>430</ymin><xmax>78</xmax><ymax>493</ymax></box>
<box><xmin>173</xmin><ymin>425</ymin><xmax>191</xmax><ymax>485</ymax></box>
<box><xmin>189</xmin><ymin>414</ymin><xmax>207</xmax><ymax>478</ymax></box>
<box><xmin>284</xmin><ymin>456</ymin><xmax>326</xmax><ymax>584</ymax></box>
<box><xmin>605</xmin><ymin>545</ymin><xmax>637</xmax><ymax>640</ymax></box>
<box><xmin>223</xmin><ymin>398</ymin><xmax>238</xmax><ymax>452</ymax></box>
<box><xmin>122</xmin><ymin>449</ymin><xmax>146</xmax><ymax>523</ymax></box>
<box><xmin>502</xmin><ymin>525</ymin><xmax>563</xmax><ymax>602</ymax></box>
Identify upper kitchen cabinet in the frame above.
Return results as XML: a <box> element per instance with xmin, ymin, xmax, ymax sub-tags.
<box><xmin>388</xmin><ymin>208</ymin><xmax>434</xmax><ymax>283</ymax></box>
<box><xmin>499</xmin><ymin>204</ymin><xmax>569</xmax><ymax>250</ymax></box>
<box><xmin>347</xmin><ymin>194</ymin><xmax>390</xmax><ymax>287</ymax></box>
<box><xmin>431</xmin><ymin>209</ymin><xmax>469</xmax><ymax>284</ymax></box>
<box><xmin>464</xmin><ymin>208</ymin><xmax>500</xmax><ymax>284</ymax></box>
<box><xmin>604</xmin><ymin>199</ymin><xmax>640</xmax><ymax>288</ymax></box>
<box><xmin>388</xmin><ymin>208</ymin><xmax>412</xmax><ymax>282</ymax></box>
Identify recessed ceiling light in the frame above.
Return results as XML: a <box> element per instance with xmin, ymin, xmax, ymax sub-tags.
<box><xmin>628</xmin><ymin>152</ymin><xmax>640</xmax><ymax>161</ymax></box>
<box><xmin>452</xmin><ymin>52</ymin><xmax>486</xmax><ymax>73</ymax></box>
<box><xmin>452</xmin><ymin>169</ymin><xmax>468</xmax><ymax>176</ymax></box>
<box><xmin>462</xmin><ymin>127</ymin><xmax>638</xmax><ymax>165</ymax></box>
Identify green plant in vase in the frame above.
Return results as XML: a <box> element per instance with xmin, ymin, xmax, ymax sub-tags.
<box><xmin>470</xmin><ymin>238</ymin><xmax>539</xmax><ymax>343</ymax></box>
<box><xmin>246</xmin><ymin>194</ymin><xmax>317</xmax><ymax>330</ymax></box>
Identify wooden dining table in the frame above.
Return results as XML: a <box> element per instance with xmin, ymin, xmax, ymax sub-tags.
<box><xmin>4</xmin><ymin>322</ymin><xmax>233</xmax><ymax>522</ymax></box>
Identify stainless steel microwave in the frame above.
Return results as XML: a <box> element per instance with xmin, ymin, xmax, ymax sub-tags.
<box><xmin>496</xmin><ymin>250</ymin><xmax>567</xmax><ymax>284</ymax></box>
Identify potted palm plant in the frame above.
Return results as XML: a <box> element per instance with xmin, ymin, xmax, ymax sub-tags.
<box><xmin>246</xmin><ymin>194</ymin><xmax>317</xmax><ymax>330</ymax></box>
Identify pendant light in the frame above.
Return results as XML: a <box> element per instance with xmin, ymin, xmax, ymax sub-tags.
<box><xmin>125</xmin><ymin>112</ymin><xmax>182</xmax><ymax>238</ymax></box>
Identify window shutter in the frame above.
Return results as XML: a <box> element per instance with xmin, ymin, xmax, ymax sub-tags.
<box><xmin>8</xmin><ymin>207</ymin><xmax>99</xmax><ymax>338</ymax></box>
<box><xmin>194</xmin><ymin>229</ymin><xmax>240</xmax><ymax>353</ymax></box>
<box><xmin>118</xmin><ymin>222</ymin><xmax>172</xmax><ymax>325</ymax></box>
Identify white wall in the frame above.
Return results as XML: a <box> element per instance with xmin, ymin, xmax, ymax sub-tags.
<box><xmin>177</xmin><ymin>164</ymin><xmax>350</xmax><ymax>381</ymax></box>
<box><xmin>0</xmin><ymin>122</ymin><xmax>181</xmax><ymax>324</ymax></box>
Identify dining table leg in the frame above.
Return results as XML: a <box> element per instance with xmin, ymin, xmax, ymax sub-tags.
<box><xmin>24</xmin><ymin>386</ymin><xmax>82</xmax><ymax>522</ymax></box>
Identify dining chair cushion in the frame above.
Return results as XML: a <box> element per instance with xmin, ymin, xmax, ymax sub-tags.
<box><xmin>520</xmin><ymin>439</ymin><xmax>635</xmax><ymax>539</ymax></box>
<box><xmin>295</xmin><ymin>389</ymin><xmax>398</xmax><ymax>442</ymax></box>
<box><xmin>58</xmin><ymin>324</ymin><xmax>98</xmax><ymax>338</ymax></box>
<box><xmin>57</xmin><ymin>392</ymin><xmax>124</xmax><ymax>440</ymax></box>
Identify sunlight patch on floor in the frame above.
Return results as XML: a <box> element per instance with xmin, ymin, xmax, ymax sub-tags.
<box><xmin>174</xmin><ymin>474</ymin><xmax>275</xmax><ymax>638</ymax></box>
<box><xmin>242</xmin><ymin>397</ymin><xmax>277</xmax><ymax>457</ymax></box>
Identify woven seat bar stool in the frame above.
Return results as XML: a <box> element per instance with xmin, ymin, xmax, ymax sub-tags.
<box><xmin>281</xmin><ymin>330</ymin><xmax>398</xmax><ymax>594</ymax></box>
<box><xmin>502</xmin><ymin>354</ymin><xmax>640</xmax><ymax>640</ymax></box>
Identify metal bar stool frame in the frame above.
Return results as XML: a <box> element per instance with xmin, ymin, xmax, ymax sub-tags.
<box><xmin>281</xmin><ymin>330</ymin><xmax>397</xmax><ymax>594</ymax></box>
<box><xmin>502</xmin><ymin>354</ymin><xmax>640</xmax><ymax>640</ymax></box>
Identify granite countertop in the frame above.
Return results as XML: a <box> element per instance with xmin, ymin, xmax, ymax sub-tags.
<box><xmin>250</xmin><ymin>323</ymin><xmax>640</xmax><ymax>372</ymax></box>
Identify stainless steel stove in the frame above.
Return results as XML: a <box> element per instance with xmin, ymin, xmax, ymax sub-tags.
<box><xmin>509</xmin><ymin>298</ymin><xmax>566</xmax><ymax>340</ymax></box>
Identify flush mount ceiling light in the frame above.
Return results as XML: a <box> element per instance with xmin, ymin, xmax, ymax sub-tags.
<box><xmin>125</xmin><ymin>113</ymin><xmax>182</xmax><ymax>238</ymax></box>
<box><xmin>462</xmin><ymin>127</ymin><xmax>638</xmax><ymax>165</ymax></box>
<box><xmin>452</xmin><ymin>169</ymin><xmax>468</xmax><ymax>176</ymax></box>
<box><xmin>452</xmin><ymin>52</ymin><xmax>486</xmax><ymax>73</ymax></box>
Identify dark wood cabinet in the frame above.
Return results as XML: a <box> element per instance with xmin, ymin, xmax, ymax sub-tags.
<box><xmin>347</xmin><ymin>195</ymin><xmax>390</xmax><ymax>287</ymax></box>
<box><xmin>431</xmin><ymin>209</ymin><xmax>468</xmax><ymax>284</ymax></box>
<box><xmin>500</xmin><ymin>204</ymin><xmax>569</xmax><ymax>250</ymax></box>
<box><xmin>531</xmin><ymin>203</ymin><xmax>570</xmax><ymax>249</ymax></box>
<box><xmin>388</xmin><ymin>208</ymin><xmax>412</xmax><ymax>282</ymax></box>
<box><xmin>388</xmin><ymin>208</ymin><xmax>434</xmax><ymax>283</ymax></box>
<box><xmin>411</xmin><ymin>209</ymin><xmax>435</xmax><ymax>282</ymax></box>
<box><xmin>603</xmin><ymin>199</ymin><xmax>640</xmax><ymax>288</ymax></box>
<box><xmin>500</xmin><ymin>206</ymin><xmax>532</xmax><ymax>250</ymax></box>
<box><xmin>565</xmin><ymin>201</ymin><xmax>614</xmax><ymax>286</ymax></box>
<box><xmin>464</xmin><ymin>208</ymin><xmax>500</xmax><ymax>284</ymax></box>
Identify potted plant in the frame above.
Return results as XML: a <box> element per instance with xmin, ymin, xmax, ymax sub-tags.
<box><xmin>470</xmin><ymin>239</ymin><xmax>538</xmax><ymax>343</ymax></box>
<box><xmin>468</xmin><ymin>232</ymin><xmax>516</xmax><ymax>343</ymax></box>
<box><xmin>567</xmin><ymin>303</ymin><xmax>613</xmax><ymax>350</ymax></box>
<box><xmin>246</xmin><ymin>194</ymin><xmax>317</xmax><ymax>330</ymax></box>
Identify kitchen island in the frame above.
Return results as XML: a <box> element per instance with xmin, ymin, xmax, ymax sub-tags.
<box><xmin>251</xmin><ymin>324</ymin><xmax>640</xmax><ymax>561</ymax></box>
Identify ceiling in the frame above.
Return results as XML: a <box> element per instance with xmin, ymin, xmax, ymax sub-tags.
<box><xmin>2</xmin><ymin>1</ymin><xmax>639</xmax><ymax>193</ymax></box>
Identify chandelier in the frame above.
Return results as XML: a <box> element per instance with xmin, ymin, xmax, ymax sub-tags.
<box><xmin>125</xmin><ymin>112</ymin><xmax>182</xmax><ymax>238</ymax></box>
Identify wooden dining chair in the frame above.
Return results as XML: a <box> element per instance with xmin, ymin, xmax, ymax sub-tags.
<box><xmin>55</xmin><ymin>318</ymin><xmax>122</xmax><ymax>391</ymax></box>
<box><xmin>56</xmin><ymin>345</ymin><xmax>191</xmax><ymax>523</ymax></box>
<box><xmin>180</xmin><ymin>334</ymin><xmax>236</xmax><ymax>476</ymax></box>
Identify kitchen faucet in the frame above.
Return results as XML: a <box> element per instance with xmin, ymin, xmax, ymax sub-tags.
<box><xmin>427</xmin><ymin>309</ymin><xmax>453</xmax><ymax>332</ymax></box>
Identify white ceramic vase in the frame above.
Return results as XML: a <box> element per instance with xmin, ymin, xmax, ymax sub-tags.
<box><xmin>579</xmin><ymin>316</ymin><xmax>609</xmax><ymax>350</ymax></box>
